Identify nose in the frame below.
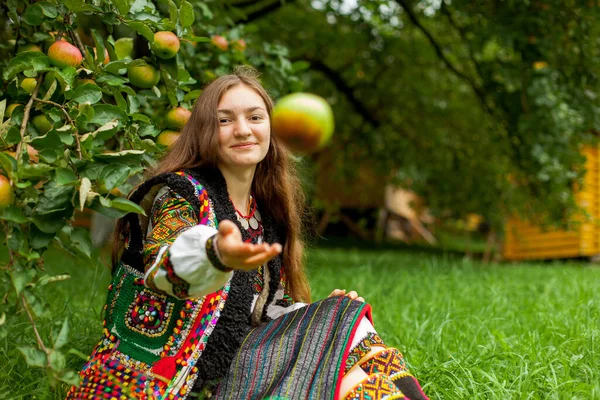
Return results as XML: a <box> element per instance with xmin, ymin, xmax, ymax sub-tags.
<box><xmin>234</xmin><ymin>117</ymin><xmax>252</xmax><ymax>137</ymax></box>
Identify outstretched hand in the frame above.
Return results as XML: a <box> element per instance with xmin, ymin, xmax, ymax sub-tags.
<box><xmin>216</xmin><ymin>220</ymin><xmax>282</xmax><ymax>271</ymax></box>
<box><xmin>328</xmin><ymin>289</ymin><xmax>365</xmax><ymax>303</ymax></box>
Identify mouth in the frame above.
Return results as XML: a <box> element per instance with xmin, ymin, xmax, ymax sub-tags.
<box><xmin>231</xmin><ymin>142</ymin><xmax>256</xmax><ymax>149</ymax></box>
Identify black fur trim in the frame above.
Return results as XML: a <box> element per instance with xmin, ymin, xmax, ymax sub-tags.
<box><xmin>187</xmin><ymin>167</ymin><xmax>283</xmax><ymax>389</ymax></box>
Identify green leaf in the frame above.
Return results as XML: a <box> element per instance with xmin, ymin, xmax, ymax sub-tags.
<box><xmin>184</xmin><ymin>89</ymin><xmax>202</xmax><ymax>102</ymax></box>
<box><xmin>3</xmin><ymin>53</ymin><xmax>49</xmax><ymax>81</ymax></box>
<box><xmin>292</xmin><ymin>61</ymin><xmax>311</xmax><ymax>73</ymax></box>
<box><xmin>184</xmin><ymin>36</ymin><xmax>211</xmax><ymax>43</ymax></box>
<box><xmin>138</xmin><ymin>122</ymin><xmax>160</xmax><ymax>137</ymax></box>
<box><xmin>49</xmin><ymin>350</ymin><xmax>66</xmax><ymax>371</ymax></box>
<box><xmin>91</xmin><ymin>29</ymin><xmax>106</xmax><ymax>65</ymax></box>
<box><xmin>100</xmin><ymin>165</ymin><xmax>130</xmax><ymax>191</ymax></box>
<box><xmin>18</xmin><ymin>346</ymin><xmax>47</xmax><ymax>368</ymax></box>
<box><xmin>91</xmin><ymin>104</ymin><xmax>128</xmax><ymax>126</ymax></box>
<box><xmin>31</xmin><ymin>211</ymin><xmax>68</xmax><ymax>233</ymax></box>
<box><xmin>71</xmin><ymin>227</ymin><xmax>92</xmax><ymax>257</ymax></box>
<box><xmin>55</xmin><ymin>126</ymin><xmax>75</xmax><ymax>145</ymax></box>
<box><xmin>70</xmin><ymin>84</ymin><xmax>102</xmax><ymax>105</ymax></box>
<box><xmin>30</xmin><ymin>131</ymin><xmax>63</xmax><ymax>151</ymax></box>
<box><xmin>41</xmin><ymin>79</ymin><xmax>58</xmax><ymax>102</ymax></box>
<box><xmin>0</xmin><ymin>152</ymin><xmax>17</xmax><ymax>178</ymax></box>
<box><xmin>82</xmin><ymin>119</ymin><xmax>119</xmax><ymax>143</ymax></box>
<box><xmin>94</xmin><ymin>149</ymin><xmax>145</xmax><ymax>164</ymax></box>
<box><xmin>37</xmin><ymin>273</ymin><xmax>70</xmax><ymax>286</ymax></box>
<box><xmin>109</xmin><ymin>197</ymin><xmax>146</xmax><ymax>215</ymax></box>
<box><xmin>0</xmin><ymin>99</ymin><xmax>6</xmax><ymax>122</ymax></box>
<box><xmin>64</xmin><ymin>0</ymin><xmax>84</xmax><ymax>11</ymax></box>
<box><xmin>30</xmin><ymin>226</ymin><xmax>55</xmax><ymax>249</ymax></box>
<box><xmin>104</xmin><ymin>60</ymin><xmax>128</xmax><ymax>74</ymax></box>
<box><xmin>68</xmin><ymin>348</ymin><xmax>90</xmax><ymax>361</ymax></box>
<box><xmin>39</xmin><ymin>2</ymin><xmax>58</xmax><ymax>18</ymax></box>
<box><xmin>54</xmin><ymin>318</ymin><xmax>70</xmax><ymax>350</ymax></box>
<box><xmin>127</xmin><ymin>94</ymin><xmax>139</xmax><ymax>114</ymax></box>
<box><xmin>180</xmin><ymin>1</ymin><xmax>195</xmax><ymax>28</ymax></box>
<box><xmin>23</xmin><ymin>4</ymin><xmax>45</xmax><ymax>26</ymax></box>
<box><xmin>79</xmin><ymin>178</ymin><xmax>91</xmax><ymax>211</ymax></box>
<box><xmin>38</xmin><ymin>149</ymin><xmax>58</xmax><ymax>163</ymax></box>
<box><xmin>89</xmin><ymin>201</ymin><xmax>128</xmax><ymax>218</ymax></box>
<box><xmin>10</xmin><ymin>266</ymin><xmax>36</xmax><ymax>295</ymax></box>
<box><xmin>95</xmin><ymin>74</ymin><xmax>127</xmax><ymax>86</ymax></box>
<box><xmin>126</xmin><ymin>21</ymin><xmax>154</xmax><ymax>43</ymax></box>
<box><xmin>0</xmin><ymin>206</ymin><xmax>28</xmax><ymax>224</ymax></box>
<box><xmin>36</xmin><ymin>183</ymin><xmax>74</xmax><ymax>214</ymax></box>
<box><xmin>111</xmin><ymin>87</ymin><xmax>127</xmax><ymax>110</ymax></box>
<box><xmin>168</xmin><ymin>0</ymin><xmax>178</xmax><ymax>26</ymax></box>
<box><xmin>58</xmin><ymin>370</ymin><xmax>80</xmax><ymax>386</ymax></box>
<box><xmin>56</xmin><ymin>168</ymin><xmax>78</xmax><ymax>185</ymax></box>
<box><xmin>132</xmin><ymin>113</ymin><xmax>150</xmax><ymax>123</ymax></box>
<box><xmin>18</xmin><ymin>164</ymin><xmax>54</xmax><ymax>179</ymax></box>
<box><xmin>110</xmin><ymin>0</ymin><xmax>135</xmax><ymax>15</ymax></box>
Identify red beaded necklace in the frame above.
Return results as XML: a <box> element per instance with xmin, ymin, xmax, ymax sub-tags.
<box><xmin>231</xmin><ymin>195</ymin><xmax>256</xmax><ymax>219</ymax></box>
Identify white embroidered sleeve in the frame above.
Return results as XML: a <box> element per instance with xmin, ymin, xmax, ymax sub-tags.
<box><xmin>144</xmin><ymin>224</ymin><xmax>233</xmax><ymax>299</ymax></box>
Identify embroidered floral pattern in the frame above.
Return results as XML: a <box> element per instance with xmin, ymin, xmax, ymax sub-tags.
<box><xmin>126</xmin><ymin>290</ymin><xmax>174</xmax><ymax>337</ymax></box>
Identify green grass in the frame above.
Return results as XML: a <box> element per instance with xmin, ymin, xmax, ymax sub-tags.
<box><xmin>2</xmin><ymin>244</ymin><xmax>600</xmax><ymax>399</ymax></box>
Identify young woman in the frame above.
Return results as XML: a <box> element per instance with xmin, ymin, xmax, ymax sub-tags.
<box><xmin>68</xmin><ymin>67</ymin><xmax>428</xmax><ymax>400</ymax></box>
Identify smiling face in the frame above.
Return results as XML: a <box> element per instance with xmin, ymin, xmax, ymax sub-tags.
<box><xmin>217</xmin><ymin>84</ymin><xmax>271</xmax><ymax>172</ymax></box>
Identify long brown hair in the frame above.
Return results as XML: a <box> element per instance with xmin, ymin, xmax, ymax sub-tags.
<box><xmin>115</xmin><ymin>66</ymin><xmax>311</xmax><ymax>303</ymax></box>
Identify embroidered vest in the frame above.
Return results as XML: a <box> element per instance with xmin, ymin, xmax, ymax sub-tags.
<box><xmin>68</xmin><ymin>168</ymin><xmax>282</xmax><ymax>400</ymax></box>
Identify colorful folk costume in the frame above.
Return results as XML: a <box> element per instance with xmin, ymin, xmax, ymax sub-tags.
<box><xmin>68</xmin><ymin>167</ymin><xmax>429</xmax><ymax>400</ymax></box>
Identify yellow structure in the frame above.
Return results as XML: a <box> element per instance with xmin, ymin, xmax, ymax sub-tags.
<box><xmin>504</xmin><ymin>145</ymin><xmax>600</xmax><ymax>260</ymax></box>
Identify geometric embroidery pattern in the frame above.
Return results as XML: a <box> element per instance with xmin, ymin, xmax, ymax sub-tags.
<box><xmin>344</xmin><ymin>372</ymin><xmax>405</xmax><ymax>400</ymax></box>
<box><xmin>125</xmin><ymin>289</ymin><xmax>174</xmax><ymax>337</ymax></box>
<box><xmin>162</xmin><ymin>249</ymin><xmax>191</xmax><ymax>299</ymax></box>
<box><xmin>360</xmin><ymin>347</ymin><xmax>411</xmax><ymax>381</ymax></box>
<box><xmin>66</xmin><ymin>359</ymin><xmax>148</xmax><ymax>399</ymax></box>
<box><xmin>345</xmin><ymin>332</ymin><xmax>385</xmax><ymax>373</ymax></box>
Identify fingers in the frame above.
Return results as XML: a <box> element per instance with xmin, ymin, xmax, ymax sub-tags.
<box><xmin>346</xmin><ymin>290</ymin><xmax>358</xmax><ymax>300</ymax></box>
<box><xmin>218</xmin><ymin>219</ymin><xmax>237</xmax><ymax>235</ymax></box>
<box><xmin>243</xmin><ymin>244</ymin><xmax>282</xmax><ymax>265</ymax></box>
<box><xmin>218</xmin><ymin>239</ymin><xmax>283</xmax><ymax>271</ymax></box>
<box><xmin>328</xmin><ymin>289</ymin><xmax>365</xmax><ymax>302</ymax></box>
<box><xmin>328</xmin><ymin>289</ymin><xmax>346</xmax><ymax>298</ymax></box>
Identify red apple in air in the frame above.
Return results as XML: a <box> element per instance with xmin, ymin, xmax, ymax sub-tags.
<box><xmin>211</xmin><ymin>35</ymin><xmax>228</xmax><ymax>51</ymax></box>
<box><xmin>152</xmin><ymin>31</ymin><xmax>180</xmax><ymax>59</ymax></box>
<box><xmin>271</xmin><ymin>93</ymin><xmax>334</xmax><ymax>154</ymax></box>
<box><xmin>47</xmin><ymin>41</ymin><xmax>83</xmax><ymax>69</ymax></box>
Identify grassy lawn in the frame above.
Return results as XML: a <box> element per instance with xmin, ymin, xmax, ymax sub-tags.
<box><xmin>1</xmin><ymin>243</ymin><xmax>599</xmax><ymax>399</ymax></box>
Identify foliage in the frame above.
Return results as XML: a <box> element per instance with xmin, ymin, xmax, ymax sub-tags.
<box><xmin>249</xmin><ymin>0</ymin><xmax>600</xmax><ymax>229</ymax></box>
<box><xmin>0</xmin><ymin>0</ymin><xmax>299</xmax><ymax>388</ymax></box>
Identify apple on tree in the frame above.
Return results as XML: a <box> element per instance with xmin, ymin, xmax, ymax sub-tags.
<box><xmin>20</xmin><ymin>78</ymin><xmax>37</xmax><ymax>94</ymax></box>
<box><xmin>271</xmin><ymin>93</ymin><xmax>334</xmax><ymax>154</ymax></box>
<box><xmin>0</xmin><ymin>175</ymin><xmax>14</xmax><ymax>209</ymax></box>
<box><xmin>127</xmin><ymin>63</ymin><xmax>160</xmax><ymax>89</ymax></box>
<box><xmin>156</xmin><ymin>130</ymin><xmax>180</xmax><ymax>148</ymax></box>
<box><xmin>212</xmin><ymin>35</ymin><xmax>228</xmax><ymax>51</ymax></box>
<box><xmin>165</xmin><ymin>107</ymin><xmax>191</xmax><ymax>130</ymax></box>
<box><xmin>5</xmin><ymin>104</ymin><xmax>21</xmax><ymax>117</ymax></box>
<box><xmin>152</xmin><ymin>31</ymin><xmax>180</xmax><ymax>60</ymax></box>
<box><xmin>47</xmin><ymin>41</ymin><xmax>83</xmax><ymax>69</ymax></box>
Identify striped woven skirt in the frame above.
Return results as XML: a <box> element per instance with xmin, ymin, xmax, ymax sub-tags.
<box><xmin>210</xmin><ymin>296</ymin><xmax>370</xmax><ymax>399</ymax></box>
